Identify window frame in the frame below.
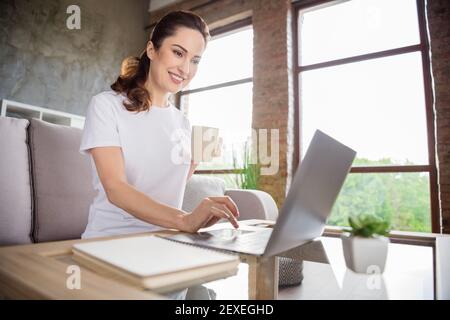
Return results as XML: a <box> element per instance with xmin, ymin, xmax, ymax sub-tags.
<box><xmin>176</xmin><ymin>17</ymin><xmax>253</xmax><ymax>175</ymax></box>
<box><xmin>292</xmin><ymin>0</ymin><xmax>440</xmax><ymax>233</ymax></box>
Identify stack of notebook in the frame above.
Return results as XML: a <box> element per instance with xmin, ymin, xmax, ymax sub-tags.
<box><xmin>72</xmin><ymin>235</ymin><xmax>240</xmax><ymax>293</ymax></box>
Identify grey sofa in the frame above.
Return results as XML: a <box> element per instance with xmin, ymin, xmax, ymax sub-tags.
<box><xmin>0</xmin><ymin>116</ymin><xmax>279</xmax><ymax>246</ymax></box>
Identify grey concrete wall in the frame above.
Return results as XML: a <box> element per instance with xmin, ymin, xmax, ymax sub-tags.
<box><xmin>0</xmin><ymin>0</ymin><xmax>150</xmax><ymax>116</ymax></box>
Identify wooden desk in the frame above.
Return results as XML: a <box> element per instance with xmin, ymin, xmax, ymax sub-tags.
<box><xmin>1</xmin><ymin>222</ymin><xmax>448</xmax><ymax>300</ymax></box>
<box><xmin>0</xmin><ymin>225</ymin><xmax>278</xmax><ymax>300</ymax></box>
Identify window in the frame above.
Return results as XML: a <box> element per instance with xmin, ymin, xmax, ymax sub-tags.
<box><xmin>294</xmin><ymin>0</ymin><xmax>438</xmax><ymax>232</ymax></box>
<box><xmin>179</xmin><ymin>20</ymin><xmax>253</xmax><ymax>186</ymax></box>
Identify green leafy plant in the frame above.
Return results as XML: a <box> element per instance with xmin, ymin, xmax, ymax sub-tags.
<box><xmin>345</xmin><ymin>214</ymin><xmax>391</xmax><ymax>237</ymax></box>
<box><xmin>230</xmin><ymin>142</ymin><xmax>260</xmax><ymax>190</ymax></box>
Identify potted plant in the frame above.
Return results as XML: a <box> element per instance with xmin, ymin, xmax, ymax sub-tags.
<box><xmin>341</xmin><ymin>214</ymin><xmax>391</xmax><ymax>274</ymax></box>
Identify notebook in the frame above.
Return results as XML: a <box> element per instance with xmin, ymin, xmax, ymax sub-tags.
<box><xmin>72</xmin><ymin>235</ymin><xmax>240</xmax><ymax>293</ymax></box>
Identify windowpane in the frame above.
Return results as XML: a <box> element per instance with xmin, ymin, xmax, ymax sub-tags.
<box><xmin>183</xmin><ymin>82</ymin><xmax>253</xmax><ymax>170</ymax></box>
<box><xmin>299</xmin><ymin>0</ymin><xmax>420</xmax><ymax>66</ymax></box>
<box><xmin>328</xmin><ymin>172</ymin><xmax>431</xmax><ymax>232</ymax></box>
<box><xmin>300</xmin><ymin>52</ymin><xmax>429</xmax><ymax>166</ymax></box>
<box><xmin>187</xmin><ymin>27</ymin><xmax>253</xmax><ymax>90</ymax></box>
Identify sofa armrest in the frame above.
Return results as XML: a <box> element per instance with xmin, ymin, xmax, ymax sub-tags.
<box><xmin>225</xmin><ymin>189</ymin><xmax>278</xmax><ymax>221</ymax></box>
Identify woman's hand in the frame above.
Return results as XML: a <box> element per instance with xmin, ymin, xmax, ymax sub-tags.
<box><xmin>181</xmin><ymin>196</ymin><xmax>240</xmax><ymax>233</ymax></box>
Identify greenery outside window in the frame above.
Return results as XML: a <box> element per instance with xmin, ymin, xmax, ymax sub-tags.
<box><xmin>294</xmin><ymin>0</ymin><xmax>438</xmax><ymax>232</ymax></box>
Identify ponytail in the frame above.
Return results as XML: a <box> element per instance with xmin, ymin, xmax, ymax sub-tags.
<box><xmin>120</xmin><ymin>56</ymin><xmax>140</xmax><ymax>78</ymax></box>
<box><xmin>111</xmin><ymin>51</ymin><xmax>152</xmax><ymax>112</ymax></box>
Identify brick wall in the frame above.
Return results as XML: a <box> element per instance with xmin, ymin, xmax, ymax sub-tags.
<box><xmin>252</xmin><ymin>0</ymin><xmax>295</xmax><ymax>206</ymax></box>
<box><xmin>427</xmin><ymin>0</ymin><xmax>450</xmax><ymax>233</ymax></box>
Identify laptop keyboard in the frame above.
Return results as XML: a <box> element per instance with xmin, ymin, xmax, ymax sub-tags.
<box><xmin>167</xmin><ymin>228</ymin><xmax>273</xmax><ymax>255</ymax></box>
<box><xmin>199</xmin><ymin>229</ymin><xmax>272</xmax><ymax>250</ymax></box>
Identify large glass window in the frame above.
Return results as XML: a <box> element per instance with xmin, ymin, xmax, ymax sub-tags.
<box><xmin>295</xmin><ymin>0</ymin><xmax>437</xmax><ymax>232</ymax></box>
<box><xmin>180</xmin><ymin>24</ymin><xmax>253</xmax><ymax>176</ymax></box>
<box><xmin>301</xmin><ymin>52</ymin><xmax>428</xmax><ymax>166</ymax></box>
<box><xmin>299</xmin><ymin>0</ymin><xmax>420</xmax><ymax>65</ymax></box>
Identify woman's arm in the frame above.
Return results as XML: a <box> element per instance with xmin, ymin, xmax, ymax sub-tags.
<box><xmin>91</xmin><ymin>146</ymin><xmax>185</xmax><ymax>230</ymax></box>
<box><xmin>90</xmin><ymin>147</ymin><xmax>239</xmax><ymax>233</ymax></box>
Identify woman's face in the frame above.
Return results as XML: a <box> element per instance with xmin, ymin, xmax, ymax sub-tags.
<box><xmin>147</xmin><ymin>27</ymin><xmax>206</xmax><ymax>94</ymax></box>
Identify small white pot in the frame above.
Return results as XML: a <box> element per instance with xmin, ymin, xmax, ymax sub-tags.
<box><xmin>341</xmin><ymin>233</ymin><xmax>389</xmax><ymax>274</ymax></box>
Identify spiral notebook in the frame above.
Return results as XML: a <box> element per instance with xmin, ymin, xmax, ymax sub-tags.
<box><xmin>72</xmin><ymin>235</ymin><xmax>240</xmax><ymax>293</ymax></box>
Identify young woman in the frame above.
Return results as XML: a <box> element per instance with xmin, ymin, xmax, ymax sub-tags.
<box><xmin>79</xmin><ymin>12</ymin><xmax>239</xmax><ymax>246</ymax></box>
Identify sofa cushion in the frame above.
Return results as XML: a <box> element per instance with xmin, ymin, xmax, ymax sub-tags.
<box><xmin>0</xmin><ymin>117</ymin><xmax>33</xmax><ymax>245</ymax></box>
<box><xmin>29</xmin><ymin>119</ymin><xmax>95</xmax><ymax>242</ymax></box>
<box><xmin>182</xmin><ymin>175</ymin><xmax>226</xmax><ymax>212</ymax></box>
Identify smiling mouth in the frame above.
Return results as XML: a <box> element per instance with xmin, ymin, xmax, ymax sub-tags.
<box><xmin>168</xmin><ymin>72</ymin><xmax>185</xmax><ymax>83</ymax></box>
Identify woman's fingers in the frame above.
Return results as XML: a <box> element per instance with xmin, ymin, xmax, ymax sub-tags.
<box><xmin>187</xmin><ymin>197</ymin><xmax>240</xmax><ymax>233</ymax></box>
<box><xmin>208</xmin><ymin>196</ymin><xmax>240</xmax><ymax>218</ymax></box>
<box><xmin>210</xmin><ymin>205</ymin><xmax>239</xmax><ymax>229</ymax></box>
<box><xmin>202</xmin><ymin>216</ymin><xmax>220</xmax><ymax>229</ymax></box>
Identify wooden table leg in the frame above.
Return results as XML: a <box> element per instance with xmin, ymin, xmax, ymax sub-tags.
<box><xmin>247</xmin><ymin>255</ymin><xmax>279</xmax><ymax>300</ymax></box>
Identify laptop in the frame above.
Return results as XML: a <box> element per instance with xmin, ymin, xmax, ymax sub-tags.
<box><xmin>166</xmin><ymin>130</ymin><xmax>356</xmax><ymax>257</ymax></box>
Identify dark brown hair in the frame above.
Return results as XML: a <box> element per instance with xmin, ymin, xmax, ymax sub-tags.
<box><xmin>111</xmin><ymin>11</ymin><xmax>210</xmax><ymax>112</ymax></box>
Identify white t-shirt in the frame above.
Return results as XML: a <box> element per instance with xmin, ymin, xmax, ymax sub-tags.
<box><xmin>79</xmin><ymin>90</ymin><xmax>192</xmax><ymax>239</ymax></box>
